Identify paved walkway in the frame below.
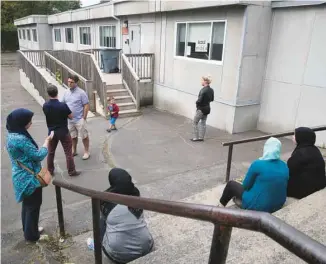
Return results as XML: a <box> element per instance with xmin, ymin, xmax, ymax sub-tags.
<box><xmin>2</xmin><ymin>53</ymin><xmax>297</xmax><ymax>263</ymax></box>
<box><xmin>1</xmin><ymin>53</ymin><xmax>128</xmax><ymax>263</ymax></box>
<box><xmin>108</xmin><ymin>108</ymin><xmax>295</xmax><ymax>201</ymax></box>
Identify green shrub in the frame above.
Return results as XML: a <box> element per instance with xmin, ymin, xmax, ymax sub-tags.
<box><xmin>1</xmin><ymin>29</ymin><xmax>19</xmax><ymax>51</ymax></box>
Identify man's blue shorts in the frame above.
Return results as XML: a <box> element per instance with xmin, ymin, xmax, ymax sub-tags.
<box><xmin>110</xmin><ymin>117</ymin><xmax>117</xmax><ymax>125</ymax></box>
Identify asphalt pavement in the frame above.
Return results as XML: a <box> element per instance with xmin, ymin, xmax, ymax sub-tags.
<box><xmin>1</xmin><ymin>52</ymin><xmax>296</xmax><ymax>263</ymax></box>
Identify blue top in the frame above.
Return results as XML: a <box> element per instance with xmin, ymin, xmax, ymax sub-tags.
<box><xmin>6</xmin><ymin>133</ymin><xmax>48</xmax><ymax>202</ymax></box>
<box><xmin>43</xmin><ymin>99</ymin><xmax>71</xmax><ymax>137</ymax></box>
<box><xmin>242</xmin><ymin>159</ymin><xmax>289</xmax><ymax>213</ymax></box>
<box><xmin>62</xmin><ymin>86</ymin><xmax>89</xmax><ymax>123</ymax></box>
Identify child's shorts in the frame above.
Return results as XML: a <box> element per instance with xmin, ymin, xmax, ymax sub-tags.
<box><xmin>110</xmin><ymin>117</ymin><xmax>117</xmax><ymax>125</ymax></box>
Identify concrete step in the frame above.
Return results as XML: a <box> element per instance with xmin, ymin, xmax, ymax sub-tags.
<box><xmin>30</xmin><ymin>160</ymin><xmax>306</xmax><ymax>264</ymax></box>
<box><xmin>59</xmin><ymin>185</ymin><xmax>229</xmax><ymax>264</ymax></box>
<box><xmin>106</xmin><ymin>89</ymin><xmax>130</xmax><ymax>97</ymax></box>
<box><xmin>118</xmin><ymin>102</ymin><xmax>137</xmax><ymax>111</ymax></box>
<box><xmin>131</xmin><ymin>183</ymin><xmax>299</xmax><ymax>264</ymax></box>
<box><xmin>21</xmin><ymin>163</ymin><xmax>241</xmax><ymax>263</ymax></box>
<box><xmin>132</xmin><ymin>189</ymin><xmax>325</xmax><ymax>264</ymax></box>
<box><xmin>4</xmin><ymin>161</ymin><xmax>263</xmax><ymax>264</ymax></box>
<box><xmin>50</xmin><ymin>182</ymin><xmax>299</xmax><ymax>264</ymax></box>
<box><xmin>108</xmin><ymin>95</ymin><xmax>133</xmax><ymax>104</ymax></box>
<box><xmin>119</xmin><ymin>109</ymin><xmax>141</xmax><ymax>118</ymax></box>
<box><xmin>106</xmin><ymin>84</ymin><xmax>124</xmax><ymax>91</ymax></box>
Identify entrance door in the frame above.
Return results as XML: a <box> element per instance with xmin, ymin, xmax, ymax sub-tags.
<box><xmin>129</xmin><ymin>25</ymin><xmax>141</xmax><ymax>54</ymax></box>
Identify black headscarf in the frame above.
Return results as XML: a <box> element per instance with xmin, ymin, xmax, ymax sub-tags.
<box><xmin>287</xmin><ymin>127</ymin><xmax>326</xmax><ymax>198</ymax></box>
<box><xmin>294</xmin><ymin>127</ymin><xmax>316</xmax><ymax>149</ymax></box>
<box><xmin>100</xmin><ymin>168</ymin><xmax>142</xmax><ymax>219</ymax></box>
<box><xmin>6</xmin><ymin>108</ymin><xmax>38</xmax><ymax>148</ymax></box>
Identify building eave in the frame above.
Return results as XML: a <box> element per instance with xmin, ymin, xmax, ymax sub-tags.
<box><xmin>14</xmin><ymin>15</ymin><xmax>49</xmax><ymax>26</ymax></box>
<box><xmin>272</xmin><ymin>1</ymin><xmax>326</xmax><ymax>8</ymax></box>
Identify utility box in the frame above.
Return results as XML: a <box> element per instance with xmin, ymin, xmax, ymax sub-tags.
<box><xmin>100</xmin><ymin>49</ymin><xmax>121</xmax><ymax>73</ymax></box>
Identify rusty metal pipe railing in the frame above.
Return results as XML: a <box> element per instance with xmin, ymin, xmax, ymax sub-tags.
<box><xmin>222</xmin><ymin>125</ymin><xmax>326</xmax><ymax>182</ymax></box>
<box><xmin>53</xmin><ymin>179</ymin><xmax>326</xmax><ymax>264</ymax></box>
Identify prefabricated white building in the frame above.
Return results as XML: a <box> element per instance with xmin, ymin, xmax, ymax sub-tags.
<box><xmin>14</xmin><ymin>0</ymin><xmax>326</xmax><ymax>146</ymax></box>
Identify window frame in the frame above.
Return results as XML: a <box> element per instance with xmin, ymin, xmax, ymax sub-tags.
<box><xmin>79</xmin><ymin>26</ymin><xmax>92</xmax><ymax>46</ymax></box>
<box><xmin>65</xmin><ymin>27</ymin><xmax>74</xmax><ymax>44</ymax></box>
<box><xmin>98</xmin><ymin>25</ymin><xmax>116</xmax><ymax>48</ymax></box>
<box><xmin>26</xmin><ymin>29</ymin><xmax>31</xmax><ymax>41</ymax></box>
<box><xmin>22</xmin><ymin>29</ymin><xmax>26</xmax><ymax>40</ymax></box>
<box><xmin>32</xmin><ymin>29</ymin><xmax>37</xmax><ymax>42</ymax></box>
<box><xmin>54</xmin><ymin>28</ymin><xmax>62</xmax><ymax>42</ymax></box>
<box><xmin>174</xmin><ymin>20</ymin><xmax>227</xmax><ymax>65</ymax></box>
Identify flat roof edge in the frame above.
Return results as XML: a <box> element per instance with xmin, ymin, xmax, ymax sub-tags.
<box><xmin>272</xmin><ymin>1</ymin><xmax>326</xmax><ymax>8</ymax></box>
<box><xmin>14</xmin><ymin>14</ymin><xmax>48</xmax><ymax>23</ymax></box>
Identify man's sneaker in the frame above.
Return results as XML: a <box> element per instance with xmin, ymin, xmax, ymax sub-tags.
<box><xmin>69</xmin><ymin>171</ymin><xmax>81</xmax><ymax>177</ymax></box>
<box><xmin>190</xmin><ymin>138</ymin><xmax>204</xmax><ymax>142</ymax></box>
<box><xmin>82</xmin><ymin>153</ymin><xmax>90</xmax><ymax>160</ymax></box>
<box><xmin>38</xmin><ymin>226</ymin><xmax>44</xmax><ymax>233</ymax></box>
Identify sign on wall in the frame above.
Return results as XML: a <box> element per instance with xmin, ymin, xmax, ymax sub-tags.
<box><xmin>195</xmin><ymin>40</ymin><xmax>207</xmax><ymax>52</ymax></box>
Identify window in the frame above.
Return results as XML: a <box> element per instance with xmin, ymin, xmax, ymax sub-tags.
<box><xmin>32</xmin><ymin>29</ymin><xmax>37</xmax><ymax>42</ymax></box>
<box><xmin>27</xmin><ymin>29</ymin><xmax>31</xmax><ymax>41</ymax></box>
<box><xmin>54</xmin><ymin>29</ymin><xmax>61</xmax><ymax>42</ymax></box>
<box><xmin>175</xmin><ymin>21</ymin><xmax>226</xmax><ymax>62</ymax></box>
<box><xmin>79</xmin><ymin>27</ymin><xmax>91</xmax><ymax>45</ymax></box>
<box><xmin>99</xmin><ymin>26</ymin><xmax>116</xmax><ymax>48</ymax></box>
<box><xmin>65</xmin><ymin>28</ymin><xmax>74</xmax><ymax>43</ymax></box>
<box><xmin>18</xmin><ymin>30</ymin><xmax>22</xmax><ymax>39</ymax></box>
<box><xmin>23</xmin><ymin>29</ymin><xmax>26</xmax><ymax>39</ymax></box>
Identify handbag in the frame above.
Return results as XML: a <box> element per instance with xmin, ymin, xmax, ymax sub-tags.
<box><xmin>16</xmin><ymin>160</ymin><xmax>52</xmax><ymax>187</ymax></box>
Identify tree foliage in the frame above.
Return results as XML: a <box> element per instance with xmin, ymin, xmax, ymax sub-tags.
<box><xmin>1</xmin><ymin>1</ymin><xmax>81</xmax><ymax>27</ymax></box>
<box><xmin>1</xmin><ymin>1</ymin><xmax>81</xmax><ymax>51</ymax></box>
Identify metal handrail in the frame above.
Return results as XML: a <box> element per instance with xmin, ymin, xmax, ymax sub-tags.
<box><xmin>53</xmin><ymin>179</ymin><xmax>326</xmax><ymax>264</ymax></box>
<box><xmin>222</xmin><ymin>125</ymin><xmax>326</xmax><ymax>182</ymax></box>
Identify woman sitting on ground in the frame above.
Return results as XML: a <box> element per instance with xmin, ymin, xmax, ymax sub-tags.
<box><xmin>219</xmin><ymin>137</ymin><xmax>289</xmax><ymax>213</ymax></box>
<box><xmin>287</xmin><ymin>127</ymin><xmax>326</xmax><ymax>199</ymax></box>
<box><xmin>100</xmin><ymin>168</ymin><xmax>154</xmax><ymax>264</ymax></box>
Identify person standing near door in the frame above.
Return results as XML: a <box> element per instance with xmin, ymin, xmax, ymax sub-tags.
<box><xmin>62</xmin><ymin>75</ymin><xmax>90</xmax><ymax>160</ymax></box>
<box><xmin>43</xmin><ymin>84</ymin><xmax>80</xmax><ymax>176</ymax></box>
<box><xmin>191</xmin><ymin>75</ymin><xmax>214</xmax><ymax>142</ymax></box>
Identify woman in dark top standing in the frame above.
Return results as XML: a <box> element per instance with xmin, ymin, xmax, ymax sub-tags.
<box><xmin>287</xmin><ymin>127</ymin><xmax>326</xmax><ymax>199</ymax></box>
<box><xmin>191</xmin><ymin>75</ymin><xmax>214</xmax><ymax>142</ymax></box>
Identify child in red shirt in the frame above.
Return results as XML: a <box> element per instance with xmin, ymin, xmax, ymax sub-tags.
<box><xmin>107</xmin><ymin>97</ymin><xmax>119</xmax><ymax>133</ymax></box>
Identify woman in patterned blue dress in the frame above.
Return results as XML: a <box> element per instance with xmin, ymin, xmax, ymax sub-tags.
<box><xmin>6</xmin><ymin>108</ymin><xmax>51</xmax><ymax>242</ymax></box>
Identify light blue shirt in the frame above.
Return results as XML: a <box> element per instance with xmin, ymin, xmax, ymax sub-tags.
<box><xmin>62</xmin><ymin>86</ymin><xmax>89</xmax><ymax>123</ymax></box>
